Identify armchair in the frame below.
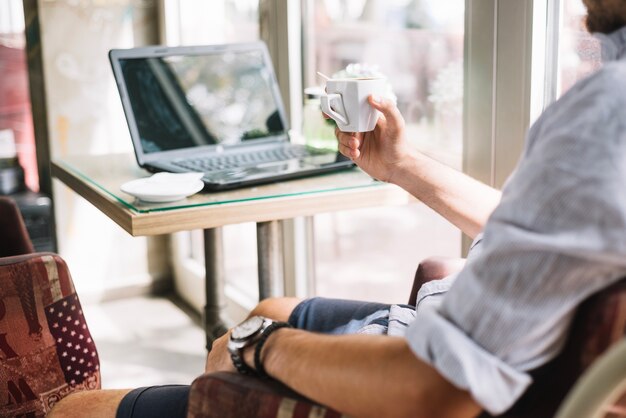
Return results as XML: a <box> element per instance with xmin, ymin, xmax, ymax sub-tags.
<box><xmin>0</xmin><ymin>197</ymin><xmax>100</xmax><ymax>417</ymax></box>
<box><xmin>554</xmin><ymin>337</ymin><xmax>626</xmax><ymax>418</ymax></box>
<box><xmin>0</xmin><ymin>252</ymin><xmax>102</xmax><ymax>417</ymax></box>
<box><xmin>187</xmin><ymin>257</ymin><xmax>626</xmax><ymax>418</ymax></box>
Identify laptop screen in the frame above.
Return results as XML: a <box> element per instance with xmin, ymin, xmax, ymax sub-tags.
<box><xmin>118</xmin><ymin>48</ymin><xmax>286</xmax><ymax>155</ymax></box>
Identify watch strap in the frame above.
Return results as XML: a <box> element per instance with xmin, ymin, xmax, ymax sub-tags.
<box><xmin>254</xmin><ymin>321</ymin><xmax>292</xmax><ymax>379</ymax></box>
<box><xmin>230</xmin><ymin>349</ymin><xmax>258</xmax><ymax>376</ymax></box>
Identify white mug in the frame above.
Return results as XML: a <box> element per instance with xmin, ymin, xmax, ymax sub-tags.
<box><xmin>320</xmin><ymin>78</ymin><xmax>386</xmax><ymax>132</ymax></box>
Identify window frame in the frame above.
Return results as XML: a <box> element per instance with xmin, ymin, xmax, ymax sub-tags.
<box><xmin>463</xmin><ymin>0</ymin><xmax>549</xmax><ymax>251</ymax></box>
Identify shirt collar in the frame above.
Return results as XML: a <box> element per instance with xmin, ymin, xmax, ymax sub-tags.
<box><xmin>595</xmin><ymin>25</ymin><xmax>626</xmax><ymax>62</ymax></box>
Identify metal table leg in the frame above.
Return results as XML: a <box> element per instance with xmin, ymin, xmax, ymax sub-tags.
<box><xmin>257</xmin><ymin>220</ymin><xmax>285</xmax><ymax>300</ymax></box>
<box><xmin>203</xmin><ymin>227</ymin><xmax>228</xmax><ymax>350</ymax></box>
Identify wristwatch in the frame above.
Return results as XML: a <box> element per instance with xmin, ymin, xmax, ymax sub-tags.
<box><xmin>227</xmin><ymin>316</ymin><xmax>274</xmax><ymax>375</ymax></box>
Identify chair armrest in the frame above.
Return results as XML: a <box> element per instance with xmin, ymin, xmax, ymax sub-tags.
<box><xmin>187</xmin><ymin>372</ymin><xmax>347</xmax><ymax>418</ymax></box>
<box><xmin>408</xmin><ymin>256</ymin><xmax>466</xmax><ymax>305</ymax></box>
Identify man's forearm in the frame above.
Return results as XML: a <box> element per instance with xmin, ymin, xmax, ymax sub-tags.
<box><xmin>261</xmin><ymin>329</ymin><xmax>480</xmax><ymax>418</ymax></box>
<box><xmin>390</xmin><ymin>152</ymin><xmax>501</xmax><ymax>238</ymax></box>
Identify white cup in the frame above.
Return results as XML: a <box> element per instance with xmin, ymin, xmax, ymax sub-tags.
<box><xmin>320</xmin><ymin>78</ymin><xmax>386</xmax><ymax>132</ymax></box>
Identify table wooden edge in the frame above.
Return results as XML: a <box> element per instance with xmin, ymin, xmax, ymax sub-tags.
<box><xmin>51</xmin><ymin>161</ymin><xmax>413</xmax><ymax>237</ymax></box>
<box><xmin>51</xmin><ymin>161</ymin><xmax>136</xmax><ymax>235</ymax></box>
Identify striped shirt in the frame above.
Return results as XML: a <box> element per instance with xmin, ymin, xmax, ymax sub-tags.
<box><xmin>406</xmin><ymin>25</ymin><xmax>626</xmax><ymax>414</ymax></box>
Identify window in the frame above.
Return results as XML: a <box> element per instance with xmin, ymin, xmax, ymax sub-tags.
<box><xmin>161</xmin><ymin>0</ymin><xmax>259</xmax><ymax>46</ymax></box>
<box><xmin>302</xmin><ymin>0</ymin><xmax>464</xmax><ymax>303</ymax></box>
<box><xmin>304</xmin><ymin>0</ymin><xmax>465</xmax><ymax>168</ymax></box>
<box><xmin>169</xmin><ymin>0</ymin><xmax>466</xmax><ymax>310</ymax></box>
<box><xmin>165</xmin><ymin>0</ymin><xmax>263</xmax><ymax>317</ymax></box>
<box><xmin>0</xmin><ymin>0</ymin><xmax>37</xmax><ymax>190</ymax></box>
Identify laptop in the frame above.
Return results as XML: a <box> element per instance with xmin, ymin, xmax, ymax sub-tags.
<box><xmin>108</xmin><ymin>42</ymin><xmax>354</xmax><ymax>191</ymax></box>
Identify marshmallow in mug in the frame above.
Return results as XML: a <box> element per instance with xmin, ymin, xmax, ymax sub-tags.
<box><xmin>320</xmin><ymin>77</ymin><xmax>387</xmax><ymax>133</ymax></box>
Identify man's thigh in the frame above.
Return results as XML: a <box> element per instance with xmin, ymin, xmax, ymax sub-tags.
<box><xmin>250</xmin><ymin>296</ymin><xmax>393</xmax><ymax>335</ymax></box>
<box><xmin>287</xmin><ymin>297</ymin><xmax>393</xmax><ymax>334</ymax></box>
<box><xmin>248</xmin><ymin>296</ymin><xmax>302</xmax><ymax>322</ymax></box>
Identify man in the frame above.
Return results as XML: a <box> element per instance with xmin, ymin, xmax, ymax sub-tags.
<box><xmin>50</xmin><ymin>1</ymin><xmax>626</xmax><ymax>417</ymax></box>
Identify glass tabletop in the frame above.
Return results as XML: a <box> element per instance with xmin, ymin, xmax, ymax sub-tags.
<box><xmin>55</xmin><ymin>153</ymin><xmax>385</xmax><ymax>213</ymax></box>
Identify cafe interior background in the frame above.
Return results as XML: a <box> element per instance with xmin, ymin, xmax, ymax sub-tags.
<box><xmin>0</xmin><ymin>0</ymin><xmax>600</xmax><ymax>388</ymax></box>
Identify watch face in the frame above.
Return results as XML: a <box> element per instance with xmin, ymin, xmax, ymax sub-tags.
<box><xmin>231</xmin><ymin>316</ymin><xmax>265</xmax><ymax>341</ymax></box>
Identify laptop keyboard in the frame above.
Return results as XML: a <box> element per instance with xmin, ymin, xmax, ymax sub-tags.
<box><xmin>171</xmin><ymin>146</ymin><xmax>323</xmax><ymax>173</ymax></box>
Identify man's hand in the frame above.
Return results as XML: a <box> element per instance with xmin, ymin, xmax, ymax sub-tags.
<box><xmin>335</xmin><ymin>95</ymin><xmax>415</xmax><ymax>184</ymax></box>
<box><xmin>205</xmin><ymin>331</ymin><xmax>235</xmax><ymax>373</ymax></box>
<box><xmin>330</xmin><ymin>94</ymin><xmax>500</xmax><ymax>238</ymax></box>
<box><xmin>205</xmin><ymin>330</ymin><xmax>255</xmax><ymax>374</ymax></box>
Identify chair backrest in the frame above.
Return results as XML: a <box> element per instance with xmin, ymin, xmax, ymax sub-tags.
<box><xmin>0</xmin><ymin>196</ymin><xmax>34</xmax><ymax>257</ymax></box>
<box><xmin>481</xmin><ymin>277</ymin><xmax>626</xmax><ymax>418</ymax></box>
<box><xmin>555</xmin><ymin>338</ymin><xmax>626</xmax><ymax>418</ymax></box>
<box><xmin>0</xmin><ymin>253</ymin><xmax>101</xmax><ymax>417</ymax></box>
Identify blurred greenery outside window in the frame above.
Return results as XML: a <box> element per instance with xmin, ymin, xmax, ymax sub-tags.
<box><xmin>302</xmin><ymin>0</ymin><xmax>464</xmax><ymax>301</ymax></box>
<box><xmin>303</xmin><ymin>0</ymin><xmax>465</xmax><ymax>170</ymax></box>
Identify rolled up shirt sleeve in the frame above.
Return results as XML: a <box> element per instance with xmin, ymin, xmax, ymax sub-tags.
<box><xmin>407</xmin><ymin>307</ymin><xmax>532</xmax><ymax>414</ymax></box>
<box><xmin>406</xmin><ymin>65</ymin><xmax>626</xmax><ymax>415</ymax></box>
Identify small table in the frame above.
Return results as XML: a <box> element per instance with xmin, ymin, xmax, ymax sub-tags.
<box><xmin>51</xmin><ymin>153</ymin><xmax>411</xmax><ymax>348</ymax></box>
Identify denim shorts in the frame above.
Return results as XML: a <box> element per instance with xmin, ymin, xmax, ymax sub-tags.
<box><xmin>289</xmin><ymin>297</ymin><xmax>416</xmax><ymax>336</ymax></box>
<box><xmin>116</xmin><ymin>297</ymin><xmax>411</xmax><ymax>418</ymax></box>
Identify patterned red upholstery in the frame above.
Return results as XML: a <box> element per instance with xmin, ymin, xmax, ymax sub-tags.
<box><xmin>187</xmin><ymin>372</ymin><xmax>347</xmax><ymax>418</ymax></box>
<box><xmin>188</xmin><ymin>258</ymin><xmax>626</xmax><ymax>418</ymax></box>
<box><xmin>0</xmin><ymin>253</ymin><xmax>100</xmax><ymax>417</ymax></box>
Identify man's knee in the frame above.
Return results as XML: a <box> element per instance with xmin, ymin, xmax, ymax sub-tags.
<box><xmin>248</xmin><ymin>297</ymin><xmax>302</xmax><ymax>322</ymax></box>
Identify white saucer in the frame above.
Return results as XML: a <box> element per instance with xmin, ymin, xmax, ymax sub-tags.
<box><xmin>121</xmin><ymin>172</ymin><xmax>204</xmax><ymax>203</ymax></box>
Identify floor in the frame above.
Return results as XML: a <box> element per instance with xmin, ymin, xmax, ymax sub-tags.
<box><xmin>82</xmin><ymin>294</ymin><xmax>207</xmax><ymax>389</ymax></box>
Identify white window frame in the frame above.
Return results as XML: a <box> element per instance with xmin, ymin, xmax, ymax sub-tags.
<box><xmin>464</xmin><ymin>0</ymin><xmax>546</xmax><ymax>189</ymax></box>
<box><xmin>463</xmin><ymin>0</ymin><xmax>551</xmax><ymax>251</ymax></box>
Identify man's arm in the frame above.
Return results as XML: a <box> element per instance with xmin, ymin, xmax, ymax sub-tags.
<box><xmin>259</xmin><ymin>329</ymin><xmax>481</xmax><ymax>418</ymax></box>
<box><xmin>206</xmin><ymin>329</ymin><xmax>481</xmax><ymax>418</ymax></box>
<box><xmin>335</xmin><ymin>96</ymin><xmax>501</xmax><ymax>238</ymax></box>
<box><xmin>390</xmin><ymin>150</ymin><xmax>501</xmax><ymax>239</ymax></box>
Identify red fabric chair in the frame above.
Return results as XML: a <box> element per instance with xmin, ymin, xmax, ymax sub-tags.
<box><xmin>0</xmin><ymin>253</ymin><xmax>102</xmax><ymax>417</ymax></box>
<box><xmin>0</xmin><ymin>197</ymin><xmax>101</xmax><ymax>417</ymax></box>
<box><xmin>187</xmin><ymin>257</ymin><xmax>626</xmax><ymax>418</ymax></box>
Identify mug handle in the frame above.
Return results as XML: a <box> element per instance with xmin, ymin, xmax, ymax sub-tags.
<box><xmin>320</xmin><ymin>93</ymin><xmax>349</xmax><ymax>125</ymax></box>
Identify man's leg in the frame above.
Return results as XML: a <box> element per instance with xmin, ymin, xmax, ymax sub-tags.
<box><xmin>247</xmin><ymin>296</ymin><xmax>302</xmax><ymax>322</ymax></box>
<box><xmin>48</xmin><ymin>389</ymin><xmax>131</xmax><ymax>418</ymax></box>
<box><xmin>246</xmin><ymin>296</ymin><xmax>393</xmax><ymax>333</ymax></box>
<box><xmin>51</xmin><ymin>297</ymin><xmax>384</xmax><ymax>418</ymax></box>
<box><xmin>50</xmin><ymin>385</ymin><xmax>191</xmax><ymax>418</ymax></box>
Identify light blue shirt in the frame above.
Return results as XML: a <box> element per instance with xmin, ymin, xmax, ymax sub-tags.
<box><xmin>406</xmin><ymin>26</ymin><xmax>626</xmax><ymax>414</ymax></box>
